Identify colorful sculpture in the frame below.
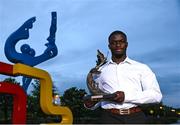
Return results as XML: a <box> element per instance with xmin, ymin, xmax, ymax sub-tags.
<box><xmin>0</xmin><ymin>12</ymin><xmax>73</xmax><ymax>124</ymax></box>
<box><xmin>4</xmin><ymin>12</ymin><xmax>58</xmax><ymax>91</ymax></box>
<box><xmin>0</xmin><ymin>61</ymin><xmax>73</xmax><ymax>124</ymax></box>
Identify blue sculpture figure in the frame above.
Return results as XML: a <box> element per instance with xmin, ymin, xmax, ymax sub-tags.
<box><xmin>4</xmin><ymin>12</ymin><xmax>58</xmax><ymax>91</ymax></box>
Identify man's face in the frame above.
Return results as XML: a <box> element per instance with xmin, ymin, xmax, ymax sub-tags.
<box><xmin>108</xmin><ymin>34</ymin><xmax>128</xmax><ymax>57</ymax></box>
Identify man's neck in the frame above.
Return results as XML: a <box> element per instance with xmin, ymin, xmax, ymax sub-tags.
<box><xmin>112</xmin><ymin>54</ymin><xmax>127</xmax><ymax>64</ymax></box>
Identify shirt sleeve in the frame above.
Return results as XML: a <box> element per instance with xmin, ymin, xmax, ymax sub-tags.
<box><xmin>124</xmin><ymin>65</ymin><xmax>163</xmax><ymax>104</ymax></box>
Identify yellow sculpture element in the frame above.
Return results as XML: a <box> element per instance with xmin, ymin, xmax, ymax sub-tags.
<box><xmin>13</xmin><ymin>63</ymin><xmax>73</xmax><ymax>124</ymax></box>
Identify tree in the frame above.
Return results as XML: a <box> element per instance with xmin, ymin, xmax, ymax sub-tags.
<box><xmin>140</xmin><ymin>102</ymin><xmax>179</xmax><ymax>124</ymax></box>
<box><xmin>61</xmin><ymin>87</ymin><xmax>86</xmax><ymax>123</ymax></box>
<box><xmin>27</xmin><ymin>79</ymin><xmax>60</xmax><ymax>123</ymax></box>
<box><xmin>61</xmin><ymin>87</ymin><xmax>101</xmax><ymax>124</ymax></box>
<box><xmin>3</xmin><ymin>77</ymin><xmax>20</xmax><ymax>85</ymax></box>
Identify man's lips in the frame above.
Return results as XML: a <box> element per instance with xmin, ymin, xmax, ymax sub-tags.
<box><xmin>115</xmin><ymin>49</ymin><xmax>123</xmax><ymax>52</ymax></box>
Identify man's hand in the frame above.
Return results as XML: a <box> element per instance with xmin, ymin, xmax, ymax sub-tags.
<box><xmin>113</xmin><ymin>91</ymin><xmax>125</xmax><ymax>103</ymax></box>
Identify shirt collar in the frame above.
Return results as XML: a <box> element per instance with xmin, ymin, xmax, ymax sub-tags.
<box><xmin>108</xmin><ymin>56</ymin><xmax>132</xmax><ymax>65</ymax></box>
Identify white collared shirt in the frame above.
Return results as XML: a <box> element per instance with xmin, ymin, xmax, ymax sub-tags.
<box><xmin>94</xmin><ymin>57</ymin><xmax>162</xmax><ymax>109</ymax></box>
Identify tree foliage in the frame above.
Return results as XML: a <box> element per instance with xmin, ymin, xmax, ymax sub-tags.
<box><xmin>61</xmin><ymin>87</ymin><xmax>101</xmax><ymax>123</ymax></box>
<box><xmin>3</xmin><ymin>77</ymin><xmax>20</xmax><ymax>85</ymax></box>
<box><xmin>27</xmin><ymin>79</ymin><xmax>60</xmax><ymax>123</ymax></box>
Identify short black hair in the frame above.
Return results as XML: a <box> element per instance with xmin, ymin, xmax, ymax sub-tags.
<box><xmin>108</xmin><ymin>30</ymin><xmax>127</xmax><ymax>42</ymax></box>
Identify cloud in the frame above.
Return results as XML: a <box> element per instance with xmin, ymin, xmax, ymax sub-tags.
<box><xmin>1</xmin><ymin>0</ymin><xmax>180</xmax><ymax>108</ymax></box>
<box><xmin>163</xmin><ymin>91</ymin><xmax>180</xmax><ymax>108</ymax></box>
<box><xmin>135</xmin><ymin>45</ymin><xmax>180</xmax><ymax>64</ymax></box>
<box><xmin>131</xmin><ymin>44</ymin><xmax>180</xmax><ymax>108</ymax></box>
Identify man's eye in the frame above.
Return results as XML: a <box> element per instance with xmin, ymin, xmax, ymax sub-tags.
<box><xmin>111</xmin><ymin>43</ymin><xmax>115</xmax><ymax>45</ymax></box>
<box><xmin>110</xmin><ymin>42</ymin><xmax>116</xmax><ymax>45</ymax></box>
<box><xmin>110</xmin><ymin>41</ymin><xmax>120</xmax><ymax>45</ymax></box>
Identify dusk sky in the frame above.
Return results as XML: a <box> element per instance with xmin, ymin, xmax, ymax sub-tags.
<box><xmin>0</xmin><ymin>0</ymin><xmax>180</xmax><ymax>108</ymax></box>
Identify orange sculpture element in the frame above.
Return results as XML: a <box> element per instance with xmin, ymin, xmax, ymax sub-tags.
<box><xmin>0</xmin><ymin>82</ymin><xmax>27</xmax><ymax>124</ymax></box>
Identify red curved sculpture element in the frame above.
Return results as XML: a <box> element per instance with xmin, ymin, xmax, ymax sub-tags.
<box><xmin>0</xmin><ymin>62</ymin><xmax>13</xmax><ymax>75</ymax></box>
<box><xmin>0</xmin><ymin>82</ymin><xmax>27</xmax><ymax>124</ymax></box>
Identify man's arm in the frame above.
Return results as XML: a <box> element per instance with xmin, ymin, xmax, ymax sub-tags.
<box><xmin>123</xmin><ymin>67</ymin><xmax>162</xmax><ymax>104</ymax></box>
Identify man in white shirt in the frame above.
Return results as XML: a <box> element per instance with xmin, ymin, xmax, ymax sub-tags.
<box><xmin>84</xmin><ymin>30</ymin><xmax>162</xmax><ymax>124</ymax></box>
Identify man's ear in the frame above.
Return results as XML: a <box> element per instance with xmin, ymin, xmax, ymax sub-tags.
<box><xmin>126</xmin><ymin>42</ymin><xmax>128</xmax><ymax>47</ymax></box>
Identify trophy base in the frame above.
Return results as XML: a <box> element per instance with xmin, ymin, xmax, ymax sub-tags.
<box><xmin>83</xmin><ymin>93</ymin><xmax>116</xmax><ymax>101</ymax></box>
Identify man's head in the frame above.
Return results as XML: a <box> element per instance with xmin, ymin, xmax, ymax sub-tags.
<box><xmin>108</xmin><ymin>30</ymin><xmax>128</xmax><ymax>58</ymax></box>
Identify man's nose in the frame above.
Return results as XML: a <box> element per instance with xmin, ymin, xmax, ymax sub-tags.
<box><xmin>116</xmin><ymin>42</ymin><xmax>121</xmax><ymax>47</ymax></box>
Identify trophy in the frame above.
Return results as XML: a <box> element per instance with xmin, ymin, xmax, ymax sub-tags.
<box><xmin>84</xmin><ymin>50</ymin><xmax>116</xmax><ymax>102</ymax></box>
